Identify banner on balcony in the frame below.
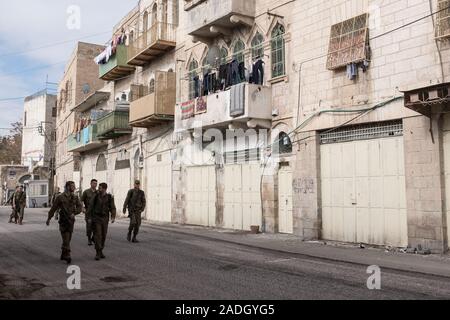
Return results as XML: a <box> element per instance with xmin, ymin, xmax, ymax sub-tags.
<box><xmin>195</xmin><ymin>97</ymin><xmax>207</xmax><ymax>114</ymax></box>
<box><xmin>181</xmin><ymin>100</ymin><xmax>195</xmax><ymax>120</ymax></box>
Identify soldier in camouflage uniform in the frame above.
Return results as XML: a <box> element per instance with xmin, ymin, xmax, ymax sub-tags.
<box><xmin>8</xmin><ymin>186</ymin><xmax>20</xmax><ymax>224</ymax></box>
<box><xmin>50</xmin><ymin>187</ymin><xmax>62</xmax><ymax>221</ymax></box>
<box><xmin>123</xmin><ymin>180</ymin><xmax>146</xmax><ymax>243</ymax></box>
<box><xmin>81</xmin><ymin>179</ymin><xmax>98</xmax><ymax>246</ymax></box>
<box><xmin>87</xmin><ymin>183</ymin><xmax>116</xmax><ymax>260</ymax></box>
<box><xmin>46</xmin><ymin>181</ymin><xmax>83</xmax><ymax>264</ymax></box>
<box><xmin>14</xmin><ymin>186</ymin><xmax>27</xmax><ymax>225</ymax></box>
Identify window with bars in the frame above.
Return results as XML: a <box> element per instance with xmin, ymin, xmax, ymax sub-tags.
<box><xmin>326</xmin><ymin>13</ymin><xmax>369</xmax><ymax>70</ymax></box>
<box><xmin>320</xmin><ymin>121</ymin><xmax>403</xmax><ymax>145</ymax></box>
<box><xmin>149</xmin><ymin>79</ymin><xmax>155</xmax><ymax>94</ymax></box>
<box><xmin>188</xmin><ymin>59</ymin><xmax>198</xmax><ymax>100</ymax></box>
<box><xmin>224</xmin><ymin>148</ymin><xmax>261</xmax><ymax>164</ymax></box>
<box><xmin>233</xmin><ymin>39</ymin><xmax>245</xmax><ymax>64</ymax></box>
<box><xmin>437</xmin><ymin>0</ymin><xmax>450</xmax><ymax>39</ymax></box>
<box><xmin>271</xmin><ymin>24</ymin><xmax>286</xmax><ymax>78</ymax></box>
<box><xmin>251</xmin><ymin>32</ymin><xmax>264</xmax><ymax>59</ymax></box>
<box><xmin>220</xmin><ymin>47</ymin><xmax>228</xmax><ymax>64</ymax></box>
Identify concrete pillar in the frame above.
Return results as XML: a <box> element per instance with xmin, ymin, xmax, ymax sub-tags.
<box><xmin>404</xmin><ymin>115</ymin><xmax>448</xmax><ymax>253</ymax></box>
<box><xmin>292</xmin><ymin>132</ymin><xmax>321</xmax><ymax>240</ymax></box>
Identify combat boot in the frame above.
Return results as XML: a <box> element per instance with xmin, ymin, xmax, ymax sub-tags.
<box><xmin>95</xmin><ymin>250</ymin><xmax>101</xmax><ymax>261</ymax></box>
<box><xmin>127</xmin><ymin>231</ymin><xmax>132</xmax><ymax>242</ymax></box>
<box><xmin>132</xmin><ymin>235</ymin><xmax>139</xmax><ymax>243</ymax></box>
<box><xmin>100</xmin><ymin>251</ymin><xmax>106</xmax><ymax>259</ymax></box>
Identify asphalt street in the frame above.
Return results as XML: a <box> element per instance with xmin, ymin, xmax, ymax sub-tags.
<box><xmin>0</xmin><ymin>207</ymin><xmax>450</xmax><ymax>300</ymax></box>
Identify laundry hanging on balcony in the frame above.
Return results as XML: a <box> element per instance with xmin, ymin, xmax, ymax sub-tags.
<box><xmin>94</xmin><ymin>33</ymin><xmax>127</xmax><ymax>65</ymax></box>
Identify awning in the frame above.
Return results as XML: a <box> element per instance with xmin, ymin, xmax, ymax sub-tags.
<box><xmin>72</xmin><ymin>91</ymin><xmax>111</xmax><ymax>113</ymax></box>
<box><xmin>401</xmin><ymin>82</ymin><xmax>450</xmax><ymax>117</ymax></box>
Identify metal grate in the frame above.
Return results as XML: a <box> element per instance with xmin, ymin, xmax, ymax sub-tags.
<box><xmin>327</xmin><ymin>13</ymin><xmax>369</xmax><ymax>70</ymax></box>
<box><xmin>224</xmin><ymin>148</ymin><xmax>261</xmax><ymax>164</ymax></box>
<box><xmin>320</xmin><ymin>121</ymin><xmax>403</xmax><ymax>145</ymax></box>
<box><xmin>437</xmin><ymin>0</ymin><xmax>450</xmax><ymax>40</ymax></box>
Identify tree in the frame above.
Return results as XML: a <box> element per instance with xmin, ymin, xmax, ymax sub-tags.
<box><xmin>0</xmin><ymin>122</ymin><xmax>23</xmax><ymax>164</ymax></box>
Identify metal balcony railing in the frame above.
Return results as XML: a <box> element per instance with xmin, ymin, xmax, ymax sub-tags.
<box><xmin>96</xmin><ymin>111</ymin><xmax>132</xmax><ymax>140</ymax></box>
<box><xmin>127</xmin><ymin>22</ymin><xmax>177</xmax><ymax>66</ymax></box>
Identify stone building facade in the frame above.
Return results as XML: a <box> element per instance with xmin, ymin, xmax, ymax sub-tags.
<box><xmin>55</xmin><ymin>0</ymin><xmax>450</xmax><ymax>252</ymax></box>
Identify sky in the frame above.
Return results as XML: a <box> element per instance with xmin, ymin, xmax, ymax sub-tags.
<box><xmin>0</xmin><ymin>0</ymin><xmax>137</xmax><ymax>132</ymax></box>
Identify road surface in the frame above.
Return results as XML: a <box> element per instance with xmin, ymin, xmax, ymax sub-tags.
<box><xmin>0</xmin><ymin>207</ymin><xmax>449</xmax><ymax>300</ymax></box>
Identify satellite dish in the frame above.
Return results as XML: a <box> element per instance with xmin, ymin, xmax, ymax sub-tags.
<box><xmin>82</xmin><ymin>84</ymin><xmax>91</xmax><ymax>95</ymax></box>
<box><xmin>205</xmin><ymin>45</ymin><xmax>221</xmax><ymax>69</ymax></box>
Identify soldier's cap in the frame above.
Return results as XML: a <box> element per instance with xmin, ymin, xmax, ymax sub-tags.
<box><xmin>135</xmin><ymin>180</ymin><xmax>141</xmax><ymax>185</ymax></box>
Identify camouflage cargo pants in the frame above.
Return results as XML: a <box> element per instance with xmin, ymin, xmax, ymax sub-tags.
<box><xmin>128</xmin><ymin>211</ymin><xmax>142</xmax><ymax>236</ymax></box>
<box><xmin>93</xmin><ymin>217</ymin><xmax>109</xmax><ymax>251</ymax></box>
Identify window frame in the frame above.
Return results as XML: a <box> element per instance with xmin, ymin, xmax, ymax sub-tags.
<box><xmin>271</xmin><ymin>23</ymin><xmax>286</xmax><ymax>79</ymax></box>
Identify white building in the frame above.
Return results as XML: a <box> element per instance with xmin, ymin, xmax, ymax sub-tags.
<box><xmin>21</xmin><ymin>90</ymin><xmax>57</xmax><ymax>170</ymax></box>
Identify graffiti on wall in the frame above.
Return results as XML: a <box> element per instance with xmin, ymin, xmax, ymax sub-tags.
<box><xmin>293</xmin><ymin>178</ymin><xmax>315</xmax><ymax>194</ymax></box>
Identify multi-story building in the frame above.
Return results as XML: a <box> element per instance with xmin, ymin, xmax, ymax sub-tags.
<box><xmin>22</xmin><ymin>90</ymin><xmax>57</xmax><ymax>169</ymax></box>
<box><xmin>55</xmin><ymin>0</ymin><xmax>450</xmax><ymax>253</ymax></box>
<box><xmin>63</xmin><ymin>0</ymin><xmax>178</xmax><ymax>216</ymax></box>
<box><xmin>174</xmin><ymin>0</ymin><xmax>450</xmax><ymax>253</ymax></box>
<box><xmin>55</xmin><ymin>42</ymin><xmax>106</xmax><ymax>190</ymax></box>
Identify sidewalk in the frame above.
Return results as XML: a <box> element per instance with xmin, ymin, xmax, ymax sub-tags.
<box><xmin>126</xmin><ymin>219</ymin><xmax>450</xmax><ymax>278</ymax></box>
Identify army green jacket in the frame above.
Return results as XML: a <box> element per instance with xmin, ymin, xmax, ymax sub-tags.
<box><xmin>48</xmin><ymin>192</ymin><xmax>83</xmax><ymax>223</ymax></box>
<box><xmin>87</xmin><ymin>192</ymin><xmax>117</xmax><ymax>220</ymax></box>
<box><xmin>81</xmin><ymin>188</ymin><xmax>97</xmax><ymax>209</ymax></box>
<box><xmin>13</xmin><ymin>191</ymin><xmax>26</xmax><ymax>208</ymax></box>
<box><xmin>123</xmin><ymin>189</ymin><xmax>146</xmax><ymax>213</ymax></box>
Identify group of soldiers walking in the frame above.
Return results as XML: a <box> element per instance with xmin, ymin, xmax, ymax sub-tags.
<box><xmin>6</xmin><ymin>185</ymin><xmax>27</xmax><ymax>225</ymax></box>
<box><xmin>46</xmin><ymin>179</ymin><xmax>146</xmax><ymax>264</ymax></box>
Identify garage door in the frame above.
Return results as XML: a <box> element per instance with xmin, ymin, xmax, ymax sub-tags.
<box><xmin>320</xmin><ymin>122</ymin><xmax>407</xmax><ymax>247</ymax></box>
<box><xmin>186</xmin><ymin>166</ymin><xmax>216</xmax><ymax>226</ymax></box>
<box><xmin>146</xmin><ymin>152</ymin><xmax>172</xmax><ymax>223</ymax></box>
<box><xmin>112</xmin><ymin>168</ymin><xmax>131</xmax><ymax>212</ymax></box>
<box><xmin>279</xmin><ymin>166</ymin><xmax>293</xmax><ymax>234</ymax></box>
<box><xmin>224</xmin><ymin>163</ymin><xmax>262</xmax><ymax>231</ymax></box>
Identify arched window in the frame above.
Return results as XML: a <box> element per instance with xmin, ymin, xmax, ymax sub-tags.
<box><xmin>149</xmin><ymin>79</ymin><xmax>155</xmax><ymax>94</ymax></box>
<box><xmin>220</xmin><ymin>47</ymin><xmax>228</xmax><ymax>64</ymax></box>
<box><xmin>152</xmin><ymin>3</ymin><xmax>158</xmax><ymax>25</ymax></box>
<box><xmin>134</xmin><ymin>149</ymin><xmax>142</xmax><ymax>169</ymax></box>
<box><xmin>278</xmin><ymin>132</ymin><xmax>292</xmax><ymax>154</ymax></box>
<box><xmin>188</xmin><ymin>59</ymin><xmax>198</xmax><ymax>100</ymax></box>
<box><xmin>271</xmin><ymin>23</ymin><xmax>286</xmax><ymax>78</ymax></box>
<box><xmin>129</xmin><ymin>30</ymin><xmax>134</xmax><ymax>44</ymax></box>
<box><xmin>143</xmin><ymin>11</ymin><xmax>149</xmax><ymax>32</ymax></box>
<box><xmin>251</xmin><ymin>32</ymin><xmax>264</xmax><ymax>59</ymax></box>
<box><xmin>96</xmin><ymin>154</ymin><xmax>107</xmax><ymax>172</ymax></box>
<box><xmin>233</xmin><ymin>39</ymin><xmax>245</xmax><ymax>64</ymax></box>
<box><xmin>161</xmin><ymin>0</ymin><xmax>168</xmax><ymax>23</ymax></box>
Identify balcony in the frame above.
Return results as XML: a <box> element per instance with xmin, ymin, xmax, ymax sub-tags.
<box><xmin>72</xmin><ymin>91</ymin><xmax>110</xmax><ymax>112</ymax></box>
<box><xmin>99</xmin><ymin>45</ymin><xmax>135</xmax><ymax>81</ymax></box>
<box><xmin>127</xmin><ymin>23</ymin><xmax>177</xmax><ymax>66</ymax></box>
<box><xmin>175</xmin><ymin>83</ymin><xmax>272</xmax><ymax>132</ymax></box>
<box><xmin>185</xmin><ymin>0</ymin><xmax>256</xmax><ymax>39</ymax></box>
<box><xmin>97</xmin><ymin>110</ymin><xmax>133</xmax><ymax>140</ymax></box>
<box><xmin>67</xmin><ymin>124</ymin><xmax>106</xmax><ymax>153</ymax></box>
<box><xmin>129</xmin><ymin>71</ymin><xmax>176</xmax><ymax>127</ymax></box>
